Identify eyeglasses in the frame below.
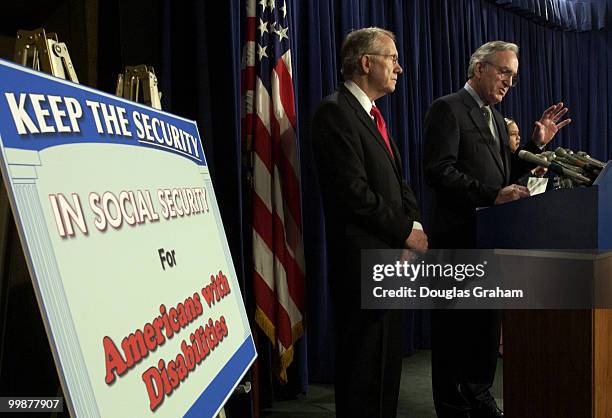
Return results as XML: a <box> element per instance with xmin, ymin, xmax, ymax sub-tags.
<box><xmin>365</xmin><ymin>53</ymin><xmax>399</xmax><ymax>65</ymax></box>
<box><xmin>483</xmin><ymin>61</ymin><xmax>519</xmax><ymax>87</ymax></box>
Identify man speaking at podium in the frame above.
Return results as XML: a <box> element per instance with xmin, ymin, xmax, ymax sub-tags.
<box><xmin>312</xmin><ymin>27</ymin><xmax>427</xmax><ymax>417</ymax></box>
<box><xmin>423</xmin><ymin>41</ymin><xmax>571</xmax><ymax>418</ymax></box>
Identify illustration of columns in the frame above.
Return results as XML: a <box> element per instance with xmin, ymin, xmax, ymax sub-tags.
<box><xmin>4</xmin><ymin>147</ymin><xmax>100</xmax><ymax>418</ymax></box>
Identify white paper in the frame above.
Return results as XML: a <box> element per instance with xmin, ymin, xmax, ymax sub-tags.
<box><xmin>527</xmin><ymin>177</ymin><xmax>548</xmax><ymax>195</ymax></box>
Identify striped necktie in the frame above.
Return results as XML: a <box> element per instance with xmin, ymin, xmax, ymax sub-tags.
<box><xmin>482</xmin><ymin>105</ymin><xmax>500</xmax><ymax>153</ymax></box>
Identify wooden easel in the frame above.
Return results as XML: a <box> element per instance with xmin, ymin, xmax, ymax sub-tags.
<box><xmin>115</xmin><ymin>64</ymin><xmax>162</xmax><ymax>109</ymax></box>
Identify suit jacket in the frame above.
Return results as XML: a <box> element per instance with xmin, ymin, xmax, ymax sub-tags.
<box><xmin>423</xmin><ymin>88</ymin><xmax>538</xmax><ymax>248</ymax></box>
<box><xmin>312</xmin><ymin>84</ymin><xmax>421</xmax><ymax>305</ymax></box>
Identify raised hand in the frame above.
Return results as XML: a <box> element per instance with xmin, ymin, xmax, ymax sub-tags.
<box><xmin>531</xmin><ymin>102</ymin><xmax>572</xmax><ymax>146</ymax></box>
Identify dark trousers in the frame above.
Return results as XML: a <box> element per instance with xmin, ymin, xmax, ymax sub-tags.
<box><xmin>334</xmin><ymin>309</ymin><xmax>404</xmax><ymax>418</ymax></box>
<box><xmin>431</xmin><ymin>309</ymin><xmax>502</xmax><ymax>418</ymax></box>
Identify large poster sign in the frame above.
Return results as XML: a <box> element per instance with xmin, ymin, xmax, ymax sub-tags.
<box><xmin>0</xmin><ymin>59</ymin><xmax>256</xmax><ymax>417</ymax></box>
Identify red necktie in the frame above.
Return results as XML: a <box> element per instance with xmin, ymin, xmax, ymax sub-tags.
<box><xmin>370</xmin><ymin>106</ymin><xmax>394</xmax><ymax>159</ymax></box>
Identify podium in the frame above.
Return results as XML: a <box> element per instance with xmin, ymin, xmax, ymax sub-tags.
<box><xmin>476</xmin><ymin>163</ymin><xmax>612</xmax><ymax>418</ymax></box>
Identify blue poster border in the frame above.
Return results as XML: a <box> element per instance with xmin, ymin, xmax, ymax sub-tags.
<box><xmin>184</xmin><ymin>336</ymin><xmax>257</xmax><ymax>418</ymax></box>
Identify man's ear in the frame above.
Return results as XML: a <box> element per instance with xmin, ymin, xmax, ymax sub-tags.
<box><xmin>360</xmin><ymin>54</ymin><xmax>370</xmax><ymax>75</ymax></box>
<box><xmin>475</xmin><ymin>61</ymin><xmax>486</xmax><ymax>79</ymax></box>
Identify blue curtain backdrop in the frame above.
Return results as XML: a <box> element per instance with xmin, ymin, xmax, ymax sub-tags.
<box><xmin>99</xmin><ymin>0</ymin><xmax>611</xmax><ymax>407</ymax></box>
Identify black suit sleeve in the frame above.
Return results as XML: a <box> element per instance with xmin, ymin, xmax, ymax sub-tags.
<box><xmin>312</xmin><ymin>101</ymin><xmax>415</xmax><ymax>247</ymax></box>
<box><xmin>390</xmin><ymin>135</ymin><xmax>422</xmax><ymax>223</ymax></box>
<box><xmin>401</xmin><ymin>179</ymin><xmax>421</xmax><ymax>222</ymax></box>
<box><xmin>510</xmin><ymin>140</ymin><xmax>542</xmax><ymax>183</ymax></box>
<box><xmin>423</xmin><ymin>98</ymin><xmax>499</xmax><ymax>207</ymax></box>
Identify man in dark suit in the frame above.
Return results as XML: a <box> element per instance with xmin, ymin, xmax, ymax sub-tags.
<box><xmin>423</xmin><ymin>41</ymin><xmax>571</xmax><ymax>418</ymax></box>
<box><xmin>312</xmin><ymin>27</ymin><xmax>427</xmax><ymax>418</ymax></box>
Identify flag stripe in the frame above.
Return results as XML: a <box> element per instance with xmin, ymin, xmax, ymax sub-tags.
<box><xmin>246</xmin><ymin>0</ymin><xmax>256</xmax><ymax>18</ymax></box>
<box><xmin>253</xmin><ymin>188</ymin><xmax>305</xmax><ymax>315</ymax></box>
<box><xmin>276</xmin><ymin>130</ymin><xmax>302</xmax><ymax>229</ymax></box>
<box><xmin>254</xmin><ymin>116</ymin><xmax>273</xmax><ymax>172</ymax></box>
<box><xmin>271</xmin><ymin>212</ymin><xmax>305</xmax><ymax>312</ymax></box>
<box><xmin>252</xmin><ymin>271</ymin><xmax>292</xmax><ymax>348</ymax></box>
<box><xmin>255</xmin><ymin>78</ymin><xmax>272</xmax><ymax>136</ymax></box>
<box><xmin>253</xmin><ymin>230</ymin><xmax>303</xmax><ymax>329</ymax></box>
<box><xmin>242</xmin><ymin>66</ymin><xmax>256</xmax><ymax>92</ymax></box>
<box><xmin>266</xmin><ymin>100</ymin><xmax>302</xmax><ymax>231</ymax></box>
<box><xmin>252</xmin><ymin>269</ymin><xmax>275</xmax><ymax>322</ymax></box>
<box><xmin>245</xmin><ymin>17</ymin><xmax>256</xmax><ymax>41</ymax></box>
<box><xmin>253</xmin><ymin>157</ymin><xmax>306</xmax><ymax>272</ymax></box>
<box><xmin>253</xmin><ymin>191</ymin><xmax>303</xmax><ymax>285</ymax></box>
<box><xmin>275</xmin><ymin>54</ymin><xmax>297</xmax><ymax>129</ymax></box>
<box><xmin>254</xmin><ymin>110</ymin><xmax>302</xmax><ymax>224</ymax></box>
<box><xmin>252</xmin><ymin>192</ymin><xmax>273</xmax><ymax>246</ymax></box>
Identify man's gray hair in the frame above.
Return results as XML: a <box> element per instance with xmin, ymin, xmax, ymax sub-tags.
<box><xmin>467</xmin><ymin>41</ymin><xmax>519</xmax><ymax>78</ymax></box>
<box><xmin>340</xmin><ymin>27</ymin><xmax>396</xmax><ymax>80</ymax></box>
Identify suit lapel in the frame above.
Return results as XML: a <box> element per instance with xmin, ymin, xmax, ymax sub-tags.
<box><xmin>492</xmin><ymin>108</ymin><xmax>511</xmax><ymax>184</ymax></box>
<box><xmin>461</xmin><ymin>90</ymin><xmax>505</xmax><ymax>177</ymax></box>
<box><xmin>339</xmin><ymin>85</ymin><xmax>399</xmax><ymax>173</ymax></box>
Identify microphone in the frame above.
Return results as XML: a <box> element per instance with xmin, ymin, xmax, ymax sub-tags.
<box><xmin>555</xmin><ymin>148</ymin><xmax>585</xmax><ymax>166</ymax></box>
<box><xmin>556</xmin><ymin>158</ymin><xmax>587</xmax><ymax>174</ymax></box>
<box><xmin>517</xmin><ymin>150</ymin><xmax>552</xmax><ymax>169</ymax></box>
<box><xmin>518</xmin><ymin>150</ymin><xmax>592</xmax><ymax>185</ymax></box>
<box><xmin>539</xmin><ymin>151</ymin><xmax>556</xmax><ymax>162</ymax></box>
<box><xmin>576</xmin><ymin>151</ymin><xmax>606</xmax><ymax>169</ymax></box>
<box><xmin>561</xmin><ymin>147</ymin><xmax>605</xmax><ymax>167</ymax></box>
<box><xmin>555</xmin><ymin>148</ymin><xmax>601</xmax><ymax>179</ymax></box>
<box><xmin>555</xmin><ymin>148</ymin><xmax>602</xmax><ymax>178</ymax></box>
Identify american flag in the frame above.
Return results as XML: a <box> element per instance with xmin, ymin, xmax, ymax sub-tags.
<box><xmin>241</xmin><ymin>0</ymin><xmax>305</xmax><ymax>383</ymax></box>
